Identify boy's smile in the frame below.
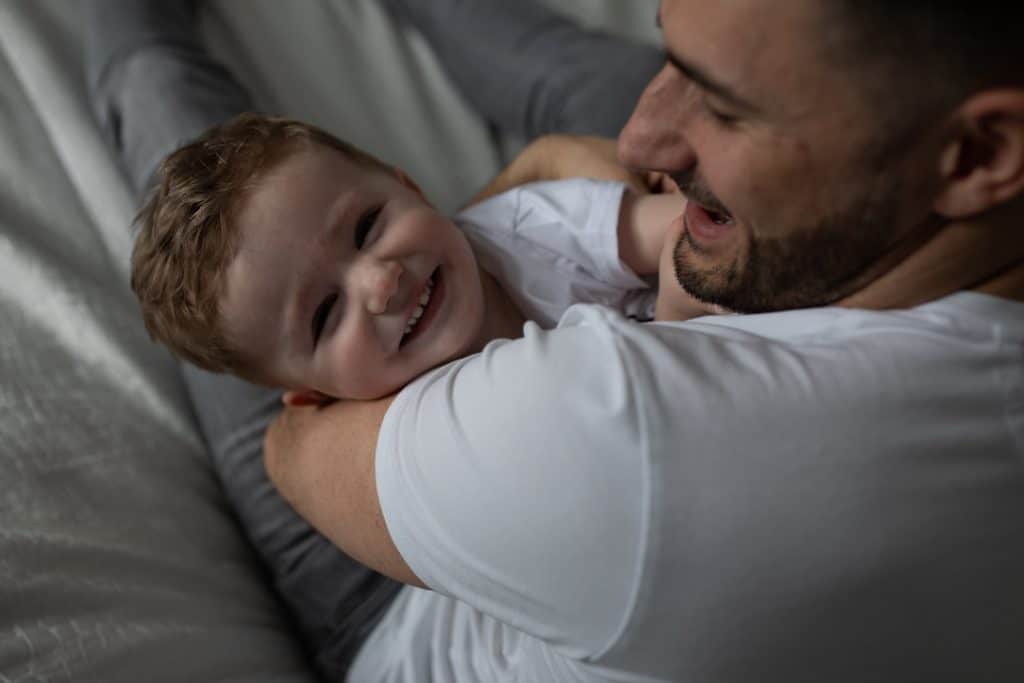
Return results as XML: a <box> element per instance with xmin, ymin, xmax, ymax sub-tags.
<box><xmin>399</xmin><ymin>267</ymin><xmax>442</xmax><ymax>347</ymax></box>
<box><xmin>221</xmin><ymin>145</ymin><xmax>486</xmax><ymax>400</ymax></box>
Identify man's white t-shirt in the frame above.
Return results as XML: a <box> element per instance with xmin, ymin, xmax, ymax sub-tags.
<box><xmin>349</xmin><ymin>184</ymin><xmax>1024</xmax><ymax>681</ymax></box>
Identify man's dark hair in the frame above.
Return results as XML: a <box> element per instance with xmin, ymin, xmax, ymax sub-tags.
<box><xmin>825</xmin><ymin>3</ymin><xmax>1024</xmax><ymax>115</ymax></box>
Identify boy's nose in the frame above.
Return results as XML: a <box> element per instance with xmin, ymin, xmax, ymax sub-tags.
<box><xmin>352</xmin><ymin>257</ymin><xmax>402</xmax><ymax>315</ymax></box>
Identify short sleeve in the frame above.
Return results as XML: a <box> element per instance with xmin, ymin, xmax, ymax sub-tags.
<box><xmin>375</xmin><ymin>314</ymin><xmax>651</xmax><ymax>659</ymax></box>
<box><xmin>374</xmin><ymin>298</ymin><xmax>1024</xmax><ymax>680</ymax></box>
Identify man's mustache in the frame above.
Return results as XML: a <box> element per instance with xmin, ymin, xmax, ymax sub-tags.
<box><xmin>671</xmin><ymin>169</ymin><xmax>731</xmax><ymax>217</ymax></box>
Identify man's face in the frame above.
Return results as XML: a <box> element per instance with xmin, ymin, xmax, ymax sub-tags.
<box><xmin>221</xmin><ymin>146</ymin><xmax>484</xmax><ymax>400</ymax></box>
<box><xmin>620</xmin><ymin>0</ymin><xmax>940</xmax><ymax>312</ymax></box>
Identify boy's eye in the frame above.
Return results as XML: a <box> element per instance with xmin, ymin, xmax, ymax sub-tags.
<box><xmin>355</xmin><ymin>207</ymin><xmax>382</xmax><ymax>249</ymax></box>
<box><xmin>312</xmin><ymin>293</ymin><xmax>338</xmax><ymax>347</ymax></box>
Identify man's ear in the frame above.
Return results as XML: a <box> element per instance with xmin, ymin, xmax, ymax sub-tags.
<box><xmin>282</xmin><ymin>389</ymin><xmax>332</xmax><ymax>407</ymax></box>
<box><xmin>933</xmin><ymin>89</ymin><xmax>1024</xmax><ymax>219</ymax></box>
<box><xmin>394</xmin><ymin>167</ymin><xmax>429</xmax><ymax>203</ymax></box>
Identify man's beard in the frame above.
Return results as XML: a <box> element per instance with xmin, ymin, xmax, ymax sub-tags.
<box><xmin>674</xmin><ymin>173</ymin><xmax>905</xmax><ymax>314</ymax></box>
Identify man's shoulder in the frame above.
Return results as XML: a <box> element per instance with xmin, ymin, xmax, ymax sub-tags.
<box><xmin>635</xmin><ymin>291</ymin><xmax>1020</xmax><ymax>350</ymax></box>
<box><xmin>407</xmin><ymin>294</ymin><xmax>1009</xmax><ymax>392</ymax></box>
<box><xmin>387</xmin><ymin>294</ymin><xmax>1019</xmax><ymax>444</ymax></box>
<box><xmin>540</xmin><ymin>296</ymin><xmax>1019</xmax><ymax>421</ymax></box>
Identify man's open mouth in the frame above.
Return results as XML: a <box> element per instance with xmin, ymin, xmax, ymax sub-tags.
<box><xmin>702</xmin><ymin>205</ymin><xmax>733</xmax><ymax>225</ymax></box>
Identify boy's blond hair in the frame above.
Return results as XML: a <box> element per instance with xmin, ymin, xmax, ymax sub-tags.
<box><xmin>131</xmin><ymin>113</ymin><xmax>390</xmax><ymax>379</ymax></box>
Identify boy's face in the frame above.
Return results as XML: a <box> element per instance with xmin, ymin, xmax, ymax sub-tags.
<box><xmin>221</xmin><ymin>145</ymin><xmax>485</xmax><ymax>400</ymax></box>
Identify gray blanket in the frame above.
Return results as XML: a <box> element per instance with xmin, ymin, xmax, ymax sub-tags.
<box><xmin>0</xmin><ymin>1</ymin><xmax>657</xmax><ymax>679</ymax></box>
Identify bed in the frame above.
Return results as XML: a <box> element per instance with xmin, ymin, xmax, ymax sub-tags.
<box><xmin>0</xmin><ymin>1</ymin><xmax>658</xmax><ymax>680</ymax></box>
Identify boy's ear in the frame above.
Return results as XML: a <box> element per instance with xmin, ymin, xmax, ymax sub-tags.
<box><xmin>933</xmin><ymin>89</ymin><xmax>1024</xmax><ymax>218</ymax></box>
<box><xmin>394</xmin><ymin>168</ymin><xmax>429</xmax><ymax>202</ymax></box>
<box><xmin>282</xmin><ymin>389</ymin><xmax>332</xmax><ymax>407</ymax></box>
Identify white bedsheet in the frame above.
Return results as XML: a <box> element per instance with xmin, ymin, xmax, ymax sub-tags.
<box><xmin>0</xmin><ymin>1</ymin><xmax>658</xmax><ymax>680</ymax></box>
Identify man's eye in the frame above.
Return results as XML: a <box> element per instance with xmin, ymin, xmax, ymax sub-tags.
<box><xmin>355</xmin><ymin>207</ymin><xmax>382</xmax><ymax>249</ymax></box>
<box><xmin>703</xmin><ymin>99</ymin><xmax>738</xmax><ymax>126</ymax></box>
<box><xmin>312</xmin><ymin>293</ymin><xmax>338</xmax><ymax>347</ymax></box>
<box><xmin>709</xmin><ymin>109</ymin><xmax>738</xmax><ymax>125</ymax></box>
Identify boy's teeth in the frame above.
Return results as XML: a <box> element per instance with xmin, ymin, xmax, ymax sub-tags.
<box><xmin>403</xmin><ymin>275</ymin><xmax>435</xmax><ymax>338</ymax></box>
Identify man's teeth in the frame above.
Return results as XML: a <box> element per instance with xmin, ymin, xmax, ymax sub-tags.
<box><xmin>403</xmin><ymin>276</ymin><xmax>435</xmax><ymax>336</ymax></box>
<box><xmin>707</xmin><ymin>208</ymin><xmax>731</xmax><ymax>224</ymax></box>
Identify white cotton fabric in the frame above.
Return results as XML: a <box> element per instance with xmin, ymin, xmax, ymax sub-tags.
<box><xmin>458</xmin><ymin>178</ymin><xmax>656</xmax><ymax>326</ymax></box>
<box><xmin>355</xmin><ymin>293</ymin><xmax>1024</xmax><ymax>682</ymax></box>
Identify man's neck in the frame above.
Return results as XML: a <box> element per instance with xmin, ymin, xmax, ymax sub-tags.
<box><xmin>975</xmin><ymin>259</ymin><xmax>1024</xmax><ymax>301</ymax></box>
<box><xmin>839</xmin><ymin>200</ymin><xmax>1024</xmax><ymax>310</ymax></box>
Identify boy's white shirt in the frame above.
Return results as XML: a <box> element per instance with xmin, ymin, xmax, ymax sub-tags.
<box><xmin>457</xmin><ymin>178</ymin><xmax>657</xmax><ymax>326</ymax></box>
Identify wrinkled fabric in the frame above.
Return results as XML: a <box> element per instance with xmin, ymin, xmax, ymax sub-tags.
<box><xmin>0</xmin><ymin>4</ymin><xmax>314</xmax><ymax>679</ymax></box>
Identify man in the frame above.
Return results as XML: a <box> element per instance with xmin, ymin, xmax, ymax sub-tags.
<box><xmin>265</xmin><ymin>0</ymin><xmax>1024</xmax><ymax>681</ymax></box>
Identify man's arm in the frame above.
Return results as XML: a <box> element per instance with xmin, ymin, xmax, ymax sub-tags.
<box><xmin>263</xmin><ymin>397</ymin><xmax>426</xmax><ymax>588</ymax></box>
<box><xmin>467</xmin><ymin>134</ymin><xmax>670</xmax><ymax>206</ymax></box>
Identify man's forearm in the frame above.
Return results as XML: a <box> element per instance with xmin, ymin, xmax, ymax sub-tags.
<box><xmin>263</xmin><ymin>397</ymin><xmax>425</xmax><ymax>588</ymax></box>
<box><xmin>467</xmin><ymin>134</ymin><xmax>657</xmax><ymax>207</ymax></box>
<box><xmin>466</xmin><ymin>135</ymin><xmax>556</xmax><ymax>206</ymax></box>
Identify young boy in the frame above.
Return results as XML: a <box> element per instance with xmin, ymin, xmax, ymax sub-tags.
<box><xmin>132</xmin><ymin>113</ymin><xmax>705</xmax><ymax>404</ymax></box>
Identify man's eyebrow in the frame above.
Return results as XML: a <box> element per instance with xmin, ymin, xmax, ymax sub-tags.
<box><xmin>664</xmin><ymin>49</ymin><xmax>761</xmax><ymax>114</ymax></box>
<box><xmin>655</xmin><ymin>4</ymin><xmax>760</xmax><ymax>114</ymax></box>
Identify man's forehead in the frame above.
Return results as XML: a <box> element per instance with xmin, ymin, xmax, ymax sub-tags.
<box><xmin>659</xmin><ymin>0</ymin><xmax>819</xmax><ymax>31</ymax></box>
<box><xmin>658</xmin><ymin>0</ymin><xmax>834</xmax><ymax>112</ymax></box>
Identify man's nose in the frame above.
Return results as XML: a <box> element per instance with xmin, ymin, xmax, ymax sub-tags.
<box><xmin>618</xmin><ymin>63</ymin><xmax>698</xmax><ymax>175</ymax></box>
<box><xmin>350</xmin><ymin>257</ymin><xmax>403</xmax><ymax>315</ymax></box>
